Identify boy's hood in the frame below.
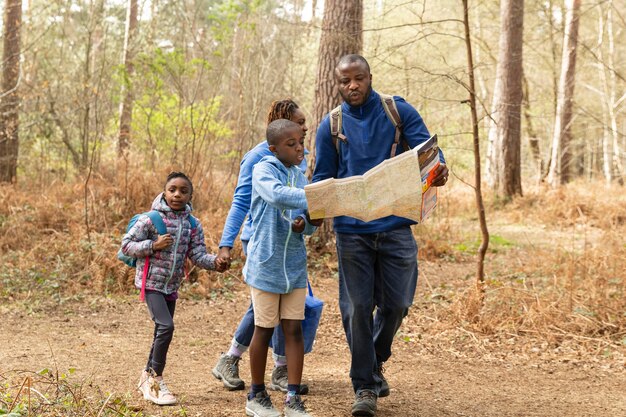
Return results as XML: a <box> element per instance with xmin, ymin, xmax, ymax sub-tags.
<box><xmin>151</xmin><ymin>192</ymin><xmax>193</xmax><ymax>214</ymax></box>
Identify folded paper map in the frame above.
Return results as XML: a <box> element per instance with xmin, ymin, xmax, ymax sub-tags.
<box><xmin>305</xmin><ymin>135</ymin><xmax>440</xmax><ymax>223</ymax></box>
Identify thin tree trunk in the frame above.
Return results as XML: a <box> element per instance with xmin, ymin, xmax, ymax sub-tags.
<box><xmin>0</xmin><ymin>0</ymin><xmax>22</xmax><ymax>183</ymax></box>
<box><xmin>462</xmin><ymin>0</ymin><xmax>489</xmax><ymax>307</ymax></box>
<box><xmin>485</xmin><ymin>0</ymin><xmax>524</xmax><ymax>198</ymax></box>
<box><xmin>117</xmin><ymin>0</ymin><xmax>138</xmax><ymax>158</ymax></box>
<box><xmin>522</xmin><ymin>76</ymin><xmax>543</xmax><ymax>182</ymax></box>
<box><xmin>547</xmin><ymin>0</ymin><xmax>581</xmax><ymax>187</ymax></box>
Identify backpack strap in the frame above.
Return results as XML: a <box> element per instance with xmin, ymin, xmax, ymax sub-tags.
<box><xmin>380</xmin><ymin>93</ymin><xmax>408</xmax><ymax>158</ymax></box>
<box><xmin>329</xmin><ymin>105</ymin><xmax>347</xmax><ymax>155</ymax></box>
<box><xmin>145</xmin><ymin>211</ymin><xmax>167</xmax><ymax>235</ymax></box>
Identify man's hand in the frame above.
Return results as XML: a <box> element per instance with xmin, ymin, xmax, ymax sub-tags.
<box><xmin>153</xmin><ymin>234</ymin><xmax>173</xmax><ymax>251</ymax></box>
<box><xmin>292</xmin><ymin>216</ymin><xmax>305</xmax><ymax>233</ymax></box>
<box><xmin>431</xmin><ymin>163</ymin><xmax>449</xmax><ymax>187</ymax></box>
<box><xmin>306</xmin><ymin>212</ymin><xmax>324</xmax><ymax>227</ymax></box>
<box><xmin>217</xmin><ymin>246</ymin><xmax>232</xmax><ymax>270</ymax></box>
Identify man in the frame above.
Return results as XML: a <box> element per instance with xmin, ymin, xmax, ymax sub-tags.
<box><xmin>312</xmin><ymin>54</ymin><xmax>448</xmax><ymax>417</ymax></box>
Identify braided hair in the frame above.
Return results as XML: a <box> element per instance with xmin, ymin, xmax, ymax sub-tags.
<box><xmin>164</xmin><ymin>171</ymin><xmax>193</xmax><ymax>196</ymax></box>
<box><xmin>266</xmin><ymin>99</ymin><xmax>300</xmax><ymax>125</ymax></box>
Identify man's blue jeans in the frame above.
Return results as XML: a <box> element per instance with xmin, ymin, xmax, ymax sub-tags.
<box><xmin>231</xmin><ymin>240</ymin><xmax>286</xmax><ymax>361</ymax></box>
<box><xmin>335</xmin><ymin>226</ymin><xmax>418</xmax><ymax>393</ymax></box>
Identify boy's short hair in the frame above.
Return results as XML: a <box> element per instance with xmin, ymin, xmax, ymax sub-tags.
<box><xmin>266</xmin><ymin>119</ymin><xmax>300</xmax><ymax>146</ymax></box>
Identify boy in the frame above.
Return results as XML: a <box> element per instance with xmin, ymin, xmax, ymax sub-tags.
<box><xmin>243</xmin><ymin>119</ymin><xmax>321</xmax><ymax>417</ymax></box>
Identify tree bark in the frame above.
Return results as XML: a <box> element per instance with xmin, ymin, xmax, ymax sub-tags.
<box><xmin>307</xmin><ymin>0</ymin><xmax>363</xmax><ymax>176</ymax></box>
<box><xmin>547</xmin><ymin>0</ymin><xmax>581</xmax><ymax>187</ymax></box>
<box><xmin>0</xmin><ymin>0</ymin><xmax>22</xmax><ymax>183</ymax></box>
<box><xmin>117</xmin><ymin>0</ymin><xmax>138</xmax><ymax>158</ymax></box>
<box><xmin>485</xmin><ymin>0</ymin><xmax>524</xmax><ymax>198</ymax></box>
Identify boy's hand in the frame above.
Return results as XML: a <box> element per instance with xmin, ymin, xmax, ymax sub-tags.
<box><xmin>292</xmin><ymin>216</ymin><xmax>305</xmax><ymax>233</ymax></box>
<box><xmin>306</xmin><ymin>212</ymin><xmax>324</xmax><ymax>227</ymax></box>
<box><xmin>153</xmin><ymin>234</ymin><xmax>173</xmax><ymax>251</ymax></box>
<box><xmin>217</xmin><ymin>247</ymin><xmax>232</xmax><ymax>269</ymax></box>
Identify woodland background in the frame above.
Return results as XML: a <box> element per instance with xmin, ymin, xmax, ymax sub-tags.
<box><xmin>1</xmin><ymin>1</ymin><xmax>625</xmax><ymax>416</ymax></box>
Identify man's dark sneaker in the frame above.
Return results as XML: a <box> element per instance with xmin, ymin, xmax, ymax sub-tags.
<box><xmin>375</xmin><ymin>363</ymin><xmax>389</xmax><ymax>397</ymax></box>
<box><xmin>351</xmin><ymin>389</ymin><xmax>377</xmax><ymax>417</ymax></box>
<box><xmin>212</xmin><ymin>353</ymin><xmax>245</xmax><ymax>390</ymax></box>
<box><xmin>268</xmin><ymin>365</ymin><xmax>310</xmax><ymax>395</ymax></box>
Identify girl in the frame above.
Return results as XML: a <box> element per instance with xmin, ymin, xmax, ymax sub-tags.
<box><xmin>120</xmin><ymin>171</ymin><xmax>226</xmax><ymax>405</ymax></box>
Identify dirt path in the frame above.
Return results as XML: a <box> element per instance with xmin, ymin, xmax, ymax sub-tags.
<box><xmin>2</xmin><ymin>274</ymin><xmax>625</xmax><ymax>417</ymax></box>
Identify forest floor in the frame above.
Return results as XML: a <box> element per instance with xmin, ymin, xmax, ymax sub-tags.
<box><xmin>2</xmin><ymin>257</ymin><xmax>625</xmax><ymax>417</ymax></box>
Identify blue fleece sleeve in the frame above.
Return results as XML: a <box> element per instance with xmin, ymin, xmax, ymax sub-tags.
<box><xmin>397</xmin><ymin>98</ymin><xmax>446</xmax><ymax>164</ymax></box>
<box><xmin>252</xmin><ymin>163</ymin><xmax>308</xmax><ymax>210</ymax></box>
<box><xmin>312</xmin><ymin>115</ymin><xmax>338</xmax><ymax>183</ymax></box>
<box><xmin>219</xmin><ymin>152</ymin><xmax>262</xmax><ymax>248</ymax></box>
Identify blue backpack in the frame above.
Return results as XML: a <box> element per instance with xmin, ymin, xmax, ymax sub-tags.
<box><xmin>117</xmin><ymin>211</ymin><xmax>167</xmax><ymax>267</ymax></box>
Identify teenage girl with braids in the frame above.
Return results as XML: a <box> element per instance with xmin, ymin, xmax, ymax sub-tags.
<box><xmin>211</xmin><ymin>99</ymin><xmax>313</xmax><ymax>395</ymax></box>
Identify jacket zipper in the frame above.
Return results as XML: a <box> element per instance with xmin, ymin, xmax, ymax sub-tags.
<box><xmin>282</xmin><ymin>168</ymin><xmax>294</xmax><ymax>293</ymax></box>
<box><xmin>164</xmin><ymin>216</ymin><xmax>183</xmax><ymax>292</ymax></box>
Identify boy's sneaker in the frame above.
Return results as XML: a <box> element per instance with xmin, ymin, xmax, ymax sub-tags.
<box><xmin>351</xmin><ymin>389</ymin><xmax>377</xmax><ymax>417</ymax></box>
<box><xmin>284</xmin><ymin>394</ymin><xmax>313</xmax><ymax>417</ymax></box>
<box><xmin>137</xmin><ymin>372</ymin><xmax>177</xmax><ymax>406</ymax></box>
<box><xmin>245</xmin><ymin>390</ymin><xmax>281</xmax><ymax>417</ymax></box>
<box><xmin>268</xmin><ymin>365</ymin><xmax>309</xmax><ymax>395</ymax></box>
<box><xmin>375</xmin><ymin>364</ymin><xmax>389</xmax><ymax>397</ymax></box>
<box><xmin>212</xmin><ymin>353</ymin><xmax>245</xmax><ymax>390</ymax></box>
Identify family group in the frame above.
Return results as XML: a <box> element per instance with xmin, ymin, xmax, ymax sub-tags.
<box><xmin>119</xmin><ymin>55</ymin><xmax>449</xmax><ymax>417</ymax></box>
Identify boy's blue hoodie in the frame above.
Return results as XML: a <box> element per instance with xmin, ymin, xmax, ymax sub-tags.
<box><xmin>219</xmin><ymin>141</ymin><xmax>308</xmax><ymax>249</ymax></box>
<box><xmin>243</xmin><ymin>155</ymin><xmax>316</xmax><ymax>294</ymax></box>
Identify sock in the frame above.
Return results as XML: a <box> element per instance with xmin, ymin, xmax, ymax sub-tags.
<box><xmin>274</xmin><ymin>357</ymin><xmax>287</xmax><ymax>367</ymax></box>
<box><xmin>248</xmin><ymin>383</ymin><xmax>265</xmax><ymax>400</ymax></box>
<box><xmin>227</xmin><ymin>342</ymin><xmax>245</xmax><ymax>358</ymax></box>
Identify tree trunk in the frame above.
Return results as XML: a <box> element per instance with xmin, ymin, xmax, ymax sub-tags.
<box><xmin>307</xmin><ymin>0</ymin><xmax>363</xmax><ymax>175</ymax></box>
<box><xmin>0</xmin><ymin>0</ymin><xmax>22</xmax><ymax>183</ymax></box>
<box><xmin>485</xmin><ymin>0</ymin><xmax>524</xmax><ymax>198</ymax></box>
<box><xmin>547</xmin><ymin>0</ymin><xmax>581</xmax><ymax>187</ymax></box>
<box><xmin>462</xmin><ymin>0</ymin><xmax>489</xmax><ymax>314</ymax></box>
<box><xmin>522</xmin><ymin>76</ymin><xmax>543</xmax><ymax>183</ymax></box>
<box><xmin>117</xmin><ymin>0</ymin><xmax>138</xmax><ymax>158</ymax></box>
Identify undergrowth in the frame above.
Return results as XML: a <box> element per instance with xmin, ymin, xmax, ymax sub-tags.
<box><xmin>1</xmin><ymin>173</ymin><xmax>625</xmax><ymax>347</ymax></box>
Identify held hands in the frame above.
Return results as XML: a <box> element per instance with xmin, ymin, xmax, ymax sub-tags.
<box><xmin>431</xmin><ymin>164</ymin><xmax>449</xmax><ymax>187</ymax></box>
<box><xmin>216</xmin><ymin>247</ymin><xmax>232</xmax><ymax>272</ymax></box>
<box><xmin>153</xmin><ymin>234</ymin><xmax>174</xmax><ymax>251</ymax></box>
<box><xmin>292</xmin><ymin>216</ymin><xmax>306</xmax><ymax>233</ymax></box>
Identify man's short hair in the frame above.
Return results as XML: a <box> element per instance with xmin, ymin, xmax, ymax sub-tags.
<box><xmin>336</xmin><ymin>54</ymin><xmax>370</xmax><ymax>73</ymax></box>
<box><xmin>266</xmin><ymin>119</ymin><xmax>300</xmax><ymax>146</ymax></box>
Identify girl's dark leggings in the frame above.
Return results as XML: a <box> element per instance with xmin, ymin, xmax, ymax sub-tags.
<box><xmin>144</xmin><ymin>291</ymin><xmax>176</xmax><ymax>376</ymax></box>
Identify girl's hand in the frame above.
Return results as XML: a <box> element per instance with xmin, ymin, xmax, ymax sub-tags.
<box><xmin>292</xmin><ymin>216</ymin><xmax>305</xmax><ymax>233</ymax></box>
<box><xmin>215</xmin><ymin>257</ymin><xmax>229</xmax><ymax>272</ymax></box>
<box><xmin>153</xmin><ymin>234</ymin><xmax>173</xmax><ymax>251</ymax></box>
